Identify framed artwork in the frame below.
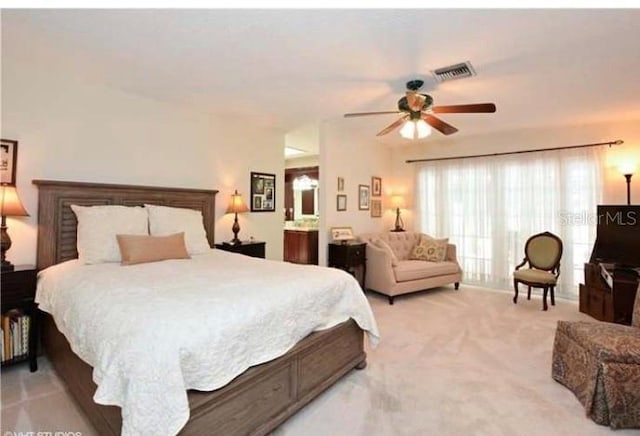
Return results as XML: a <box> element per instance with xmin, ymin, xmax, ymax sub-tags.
<box><xmin>371</xmin><ymin>176</ymin><xmax>382</xmax><ymax>197</ymax></box>
<box><xmin>337</xmin><ymin>177</ymin><xmax>344</xmax><ymax>192</ymax></box>
<box><xmin>337</xmin><ymin>194</ymin><xmax>347</xmax><ymax>211</ymax></box>
<box><xmin>1</xmin><ymin>139</ymin><xmax>18</xmax><ymax>186</ymax></box>
<box><xmin>250</xmin><ymin>172</ymin><xmax>276</xmax><ymax>212</ymax></box>
<box><xmin>330</xmin><ymin>226</ymin><xmax>354</xmax><ymax>242</ymax></box>
<box><xmin>358</xmin><ymin>184</ymin><xmax>370</xmax><ymax>210</ymax></box>
<box><xmin>371</xmin><ymin>199</ymin><xmax>382</xmax><ymax>217</ymax></box>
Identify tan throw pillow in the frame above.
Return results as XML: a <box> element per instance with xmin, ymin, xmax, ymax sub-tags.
<box><xmin>409</xmin><ymin>235</ymin><xmax>449</xmax><ymax>262</ymax></box>
<box><xmin>371</xmin><ymin>238</ymin><xmax>399</xmax><ymax>266</ymax></box>
<box><xmin>116</xmin><ymin>233</ymin><xmax>190</xmax><ymax>266</ymax></box>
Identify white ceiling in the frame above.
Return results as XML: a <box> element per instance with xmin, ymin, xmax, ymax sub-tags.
<box><xmin>4</xmin><ymin>9</ymin><xmax>640</xmax><ymax>147</ymax></box>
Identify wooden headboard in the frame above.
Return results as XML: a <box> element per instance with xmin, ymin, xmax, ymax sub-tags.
<box><xmin>33</xmin><ymin>180</ymin><xmax>218</xmax><ymax>270</ymax></box>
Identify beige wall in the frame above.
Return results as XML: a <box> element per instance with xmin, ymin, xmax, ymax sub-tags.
<box><xmin>2</xmin><ymin>33</ymin><xmax>285</xmax><ymax>265</ymax></box>
<box><xmin>391</xmin><ymin>119</ymin><xmax>640</xmax><ymax>232</ymax></box>
<box><xmin>285</xmin><ymin>155</ymin><xmax>319</xmax><ymax>169</ymax></box>
<box><xmin>318</xmin><ymin>119</ymin><xmax>395</xmax><ymax>266</ymax></box>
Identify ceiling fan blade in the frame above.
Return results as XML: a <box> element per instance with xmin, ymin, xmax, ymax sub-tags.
<box><xmin>406</xmin><ymin>91</ymin><xmax>426</xmax><ymax>112</ymax></box>
<box><xmin>344</xmin><ymin>111</ymin><xmax>401</xmax><ymax>118</ymax></box>
<box><xmin>432</xmin><ymin>103</ymin><xmax>496</xmax><ymax>114</ymax></box>
<box><xmin>376</xmin><ymin>115</ymin><xmax>409</xmax><ymax>136</ymax></box>
<box><xmin>422</xmin><ymin>114</ymin><xmax>459</xmax><ymax>136</ymax></box>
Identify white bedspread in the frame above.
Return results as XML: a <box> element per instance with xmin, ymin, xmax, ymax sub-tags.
<box><xmin>36</xmin><ymin>250</ymin><xmax>379</xmax><ymax>436</ymax></box>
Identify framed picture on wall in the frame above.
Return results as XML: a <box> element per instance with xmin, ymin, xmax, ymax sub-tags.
<box><xmin>337</xmin><ymin>194</ymin><xmax>347</xmax><ymax>211</ymax></box>
<box><xmin>358</xmin><ymin>184</ymin><xmax>370</xmax><ymax>210</ymax></box>
<box><xmin>337</xmin><ymin>177</ymin><xmax>345</xmax><ymax>192</ymax></box>
<box><xmin>1</xmin><ymin>139</ymin><xmax>18</xmax><ymax>186</ymax></box>
<box><xmin>251</xmin><ymin>172</ymin><xmax>276</xmax><ymax>212</ymax></box>
<box><xmin>371</xmin><ymin>176</ymin><xmax>382</xmax><ymax>197</ymax></box>
<box><xmin>370</xmin><ymin>199</ymin><xmax>382</xmax><ymax>217</ymax></box>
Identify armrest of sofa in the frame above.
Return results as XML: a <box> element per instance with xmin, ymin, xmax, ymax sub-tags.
<box><xmin>365</xmin><ymin>243</ymin><xmax>397</xmax><ymax>291</ymax></box>
<box><xmin>445</xmin><ymin>243</ymin><xmax>458</xmax><ymax>263</ymax></box>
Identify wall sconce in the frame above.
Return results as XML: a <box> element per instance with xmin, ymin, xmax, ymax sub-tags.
<box><xmin>389</xmin><ymin>194</ymin><xmax>406</xmax><ymax>232</ymax></box>
<box><xmin>0</xmin><ymin>184</ymin><xmax>30</xmax><ymax>271</ymax></box>
<box><xmin>225</xmin><ymin>189</ymin><xmax>249</xmax><ymax>245</ymax></box>
<box><xmin>618</xmin><ymin>162</ymin><xmax>637</xmax><ymax>205</ymax></box>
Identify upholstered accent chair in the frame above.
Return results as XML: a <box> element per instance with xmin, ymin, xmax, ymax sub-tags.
<box><xmin>551</xmin><ymin>284</ymin><xmax>640</xmax><ymax>429</ymax></box>
<box><xmin>513</xmin><ymin>231</ymin><xmax>563</xmax><ymax>310</ymax></box>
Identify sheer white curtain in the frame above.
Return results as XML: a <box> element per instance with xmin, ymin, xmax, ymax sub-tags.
<box><xmin>416</xmin><ymin>147</ymin><xmax>605</xmax><ymax>298</ymax></box>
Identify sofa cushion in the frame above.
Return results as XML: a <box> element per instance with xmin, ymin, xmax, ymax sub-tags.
<box><xmin>393</xmin><ymin>260</ymin><xmax>460</xmax><ymax>282</ymax></box>
<box><xmin>556</xmin><ymin>321</ymin><xmax>640</xmax><ymax>364</ymax></box>
<box><xmin>513</xmin><ymin>268</ymin><xmax>557</xmax><ymax>284</ymax></box>
<box><xmin>409</xmin><ymin>235</ymin><xmax>448</xmax><ymax>262</ymax></box>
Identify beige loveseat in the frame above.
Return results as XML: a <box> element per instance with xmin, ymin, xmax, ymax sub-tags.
<box><xmin>358</xmin><ymin>232</ymin><xmax>462</xmax><ymax>305</ymax></box>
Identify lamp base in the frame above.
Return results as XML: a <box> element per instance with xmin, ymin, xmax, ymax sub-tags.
<box><xmin>230</xmin><ymin>238</ymin><xmax>242</xmax><ymax>245</ymax></box>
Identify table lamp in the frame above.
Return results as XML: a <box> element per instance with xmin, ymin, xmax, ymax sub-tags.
<box><xmin>390</xmin><ymin>194</ymin><xmax>406</xmax><ymax>232</ymax></box>
<box><xmin>1</xmin><ymin>185</ymin><xmax>29</xmax><ymax>271</ymax></box>
<box><xmin>225</xmin><ymin>189</ymin><xmax>249</xmax><ymax>245</ymax></box>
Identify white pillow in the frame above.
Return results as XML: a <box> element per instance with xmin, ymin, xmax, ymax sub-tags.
<box><xmin>71</xmin><ymin>205</ymin><xmax>149</xmax><ymax>264</ymax></box>
<box><xmin>145</xmin><ymin>204</ymin><xmax>210</xmax><ymax>254</ymax></box>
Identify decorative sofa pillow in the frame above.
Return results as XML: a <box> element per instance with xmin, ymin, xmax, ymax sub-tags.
<box><xmin>117</xmin><ymin>232</ymin><xmax>190</xmax><ymax>265</ymax></box>
<box><xmin>71</xmin><ymin>204</ymin><xmax>149</xmax><ymax>264</ymax></box>
<box><xmin>409</xmin><ymin>234</ymin><xmax>449</xmax><ymax>262</ymax></box>
<box><xmin>371</xmin><ymin>238</ymin><xmax>399</xmax><ymax>266</ymax></box>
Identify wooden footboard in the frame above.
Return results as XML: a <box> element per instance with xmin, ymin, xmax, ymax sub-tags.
<box><xmin>42</xmin><ymin>313</ymin><xmax>366</xmax><ymax>436</ymax></box>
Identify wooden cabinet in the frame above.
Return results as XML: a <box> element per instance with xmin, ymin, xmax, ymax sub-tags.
<box><xmin>215</xmin><ymin>241</ymin><xmax>266</xmax><ymax>259</ymax></box>
<box><xmin>1</xmin><ymin>265</ymin><xmax>38</xmax><ymax>372</ymax></box>
<box><xmin>328</xmin><ymin>242</ymin><xmax>367</xmax><ymax>289</ymax></box>
<box><xmin>284</xmin><ymin>230</ymin><xmax>318</xmax><ymax>265</ymax></box>
<box><xmin>579</xmin><ymin>263</ymin><xmax>638</xmax><ymax>325</ymax></box>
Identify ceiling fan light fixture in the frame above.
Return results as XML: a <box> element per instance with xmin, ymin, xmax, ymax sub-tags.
<box><xmin>415</xmin><ymin>119</ymin><xmax>432</xmax><ymax>138</ymax></box>
<box><xmin>399</xmin><ymin>119</ymin><xmax>432</xmax><ymax>140</ymax></box>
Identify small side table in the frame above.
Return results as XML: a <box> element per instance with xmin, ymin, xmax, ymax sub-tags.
<box><xmin>328</xmin><ymin>242</ymin><xmax>367</xmax><ymax>289</ymax></box>
<box><xmin>215</xmin><ymin>241</ymin><xmax>266</xmax><ymax>259</ymax></box>
<box><xmin>1</xmin><ymin>265</ymin><xmax>39</xmax><ymax>372</ymax></box>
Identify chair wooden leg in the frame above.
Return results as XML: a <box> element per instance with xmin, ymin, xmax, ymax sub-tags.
<box><xmin>542</xmin><ymin>286</ymin><xmax>548</xmax><ymax>311</ymax></box>
<box><xmin>388</xmin><ymin>296</ymin><xmax>394</xmax><ymax>305</ymax></box>
<box><xmin>527</xmin><ymin>286</ymin><xmax>531</xmax><ymax>300</ymax></box>
<box><xmin>513</xmin><ymin>279</ymin><xmax>519</xmax><ymax>304</ymax></box>
<box><xmin>550</xmin><ymin>286</ymin><xmax>555</xmax><ymax>306</ymax></box>
<box><xmin>454</xmin><ymin>282</ymin><xmax>460</xmax><ymax>290</ymax></box>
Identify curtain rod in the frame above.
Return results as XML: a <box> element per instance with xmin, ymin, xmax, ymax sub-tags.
<box><xmin>405</xmin><ymin>139</ymin><xmax>624</xmax><ymax>164</ymax></box>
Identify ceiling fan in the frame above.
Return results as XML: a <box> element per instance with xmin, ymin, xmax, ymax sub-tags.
<box><xmin>344</xmin><ymin>79</ymin><xmax>496</xmax><ymax>139</ymax></box>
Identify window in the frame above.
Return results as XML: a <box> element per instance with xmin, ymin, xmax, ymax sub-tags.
<box><xmin>416</xmin><ymin>147</ymin><xmax>604</xmax><ymax>298</ymax></box>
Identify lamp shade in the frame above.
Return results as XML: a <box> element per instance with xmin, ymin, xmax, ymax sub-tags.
<box><xmin>225</xmin><ymin>189</ymin><xmax>249</xmax><ymax>214</ymax></box>
<box><xmin>389</xmin><ymin>194</ymin><xmax>406</xmax><ymax>209</ymax></box>
<box><xmin>0</xmin><ymin>185</ymin><xmax>29</xmax><ymax>217</ymax></box>
<box><xmin>618</xmin><ymin>161</ymin><xmax>637</xmax><ymax>176</ymax></box>
<box><xmin>399</xmin><ymin>119</ymin><xmax>432</xmax><ymax>140</ymax></box>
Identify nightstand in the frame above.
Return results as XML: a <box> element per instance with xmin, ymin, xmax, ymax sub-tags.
<box><xmin>1</xmin><ymin>265</ymin><xmax>38</xmax><ymax>372</ymax></box>
<box><xmin>328</xmin><ymin>242</ymin><xmax>367</xmax><ymax>289</ymax></box>
<box><xmin>215</xmin><ymin>241</ymin><xmax>266</xmax><ymax>259</ymax></box>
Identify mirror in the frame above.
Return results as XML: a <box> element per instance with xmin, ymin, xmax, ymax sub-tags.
<box><xmin>293</xmin><ymin>176</ymin><xmax>318</xmax><ymax>217</ymax></box>
<box><xmin>285</xmin><ymin>166</ymin><xmax>319</xmax><ymax>222</ymax></box>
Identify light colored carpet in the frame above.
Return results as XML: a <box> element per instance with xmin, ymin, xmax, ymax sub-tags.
<box><xmin>2</xmin><ymin>285</ymin><xmax>635</xmax><ymax>435</ymax></box>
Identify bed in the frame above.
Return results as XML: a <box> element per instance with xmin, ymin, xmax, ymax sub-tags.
<box><xmin>33</xmin><ymin>179</ymin><xmax>378</xmax><ymax>436</ymax></box>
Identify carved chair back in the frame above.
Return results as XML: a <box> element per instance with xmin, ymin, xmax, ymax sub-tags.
<box><xmin>524</xmin><ymin>231</ymin><xmax>563</xmax><ymax>272</ymax></box>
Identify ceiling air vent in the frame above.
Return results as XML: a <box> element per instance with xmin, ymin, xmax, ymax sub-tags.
<box><xmin>432</xmin><ymin>61</ymin><xmax>476</xmax><ymax>83</ymax></box>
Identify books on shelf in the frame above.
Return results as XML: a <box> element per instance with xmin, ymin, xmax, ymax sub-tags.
<box><xmin>1</xmin><ymin>309</ymin><xmax>30</xmax><ymax>363</ymax></box>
